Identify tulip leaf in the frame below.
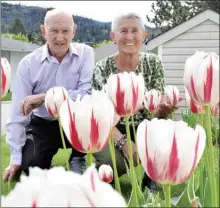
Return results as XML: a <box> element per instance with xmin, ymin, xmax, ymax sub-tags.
<box><xmin>174</xmin><ymin>186</ymin><xmax>190</xmax><ymax>207</ymax></box>
<box><xmin>203</xmin><ymin>177</ymin><xmax>213</xmax><ymax>207</ymax></box>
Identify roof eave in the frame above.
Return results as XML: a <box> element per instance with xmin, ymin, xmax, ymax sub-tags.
<box><xmin>146</xmin><ymin>9</ymin><xmax>219</xmax><ymax>51</ymax></box>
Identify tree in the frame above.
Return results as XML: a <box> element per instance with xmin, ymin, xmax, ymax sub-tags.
<box><xmin>2</xmin><ymin>33</ymin><xmax>30</xmax><ymax>42</ymax></box>
<box><xmin>9</xmin><ymin>18</ymin><xmax>26</xmax><ymax>34</ymax></box>
<box><xmin>185</xmin><ymin>0</ymin><xmax>220</xmax><ymax>15</ymax></box>
<box><xmin>147</xmin><ymin>0</ymin><xmax>220</xmax><ymax>32</ymax></box>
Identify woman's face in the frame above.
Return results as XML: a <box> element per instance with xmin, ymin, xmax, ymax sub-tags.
<box><xmin>111</xmin><ymin>18</ymin><xmax>146</xmax><ymax>55</ymax></box>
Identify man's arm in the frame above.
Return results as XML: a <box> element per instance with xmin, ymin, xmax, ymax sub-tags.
<box><xmin>5</xmin><ymin>58</ymin><xmax>33</xmax><ymax>165</ymax></box>
<box><xmin>68</xmin><ymin>46</ymin><xmax>95</xmax><ymax>100</ymax></box>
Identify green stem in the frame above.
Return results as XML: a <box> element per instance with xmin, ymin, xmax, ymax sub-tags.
<box><xmin>163</xmin><ymin>184</ymin><xmax>171</xmax><ymax>207</ymax></box>
<box><xmin>108</xmin><ymin>132</ymin><xmax>121</xmax><ymax>193</ymax></box>
<box><xmin>198</xmin><ymin>114</ymin><xmax>204</xmax><ymax>126</ymax></box>
<box><xmin>131</xmin><ymin>116</ymin><xmax>141</xmax><ymax>184</ymax></box>
<box><xmin>197</xmin><ymin>113</ymin><xmax>204</xmax><ymax>204</ymax></box>
<box><xmin>87</xmin><ymin>152</ymin><xmax>93</xmax><ymax>167</ymax></box>
<box><xmin>125</xmin><ymin>116</ymin><xmax>139</xmax><ymax>207</ymax></box>
<box><xmin>204</xmin><ymin>106</ymin><xmax>218</xmax><ymax>207</ymax></box>
<box><xmin>58</xmin><ymin>117</ymin><xmax>70</xmax><ymax>171</ymax></box>
<box><xmin>214</xmin><ymin>116</ymin><xmax>218</xmax><ymax>147</ymax></box>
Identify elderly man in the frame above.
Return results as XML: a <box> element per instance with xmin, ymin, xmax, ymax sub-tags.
<box><xmin>3</xmin><ymin>9</ymin><xmax>94</xmax><ymax>181</ymax></box>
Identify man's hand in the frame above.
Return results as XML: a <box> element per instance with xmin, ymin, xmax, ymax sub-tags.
<box><xmin>121</xmin><ymin>140</ymin><xmax>139</xmax><ymax>166</ymax></box>
<box><xmin>3</xmin><ymin>164</ymin><xmax>21</xmax><ymax>182</ymax></box>
<box><xmin>20</xmin><ymin>93</ymin><xmax>46</xmax><ymax>116</ymax></box>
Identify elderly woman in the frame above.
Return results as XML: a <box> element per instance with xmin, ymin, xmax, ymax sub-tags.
<box><xmin>92</xmin><ymin>12</ymin><xmax>172</xmax><ymax>190</ymax></box>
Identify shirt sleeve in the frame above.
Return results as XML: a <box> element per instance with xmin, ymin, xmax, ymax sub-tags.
<box><xmin>68</xmin><ymin>46</ymin><xmax>95</xmax><ymax>100</ymax></box>
<box><xmin>150</xmin><ymin>55</ymin><xmax>165</xmax><ymax>93</ymax></box>
<box><xmin>5</xmin><ymin>58</ymin><xmax>32</xmax><ymax>165</ymax></box>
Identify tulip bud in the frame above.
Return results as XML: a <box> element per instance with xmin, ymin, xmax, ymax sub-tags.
<box><xmin>45</xmin><ymin>86</ymin><xmax>68</xmax><ymax>117</ymax></box>
<box><xmin>184</xmin><ymin>51</ymin><xmax>219</xmax><ymax>106</ymax></box>
<box><xmin>211</xmin><ymin>102</ymin><xmax>219</xmax><ymax>117</ymax></box>
<box><xmin>106</xmin><ymin>72</ymin><xmax>145</xmax><ymax>117</ymax></box>
<box><xmin>1</xmin><ymin>57</ymin><xmax>11</xmax><ymax>98</ymax></box>
<box><xmin>98</xmin><ymin>164</ymin><xmax>113</xmax><ymax>183</ymax></box>
<box><xmin>185</xmin><ymin>87</ymin><xmax>205</xmax><ymax>114</ymax></box>
<box><xmin>144</xmin><ymin>89</ymin><xmax>161</xmax><ymax>111</ymax></box>
<box><xmin>164</xmin><ymin>85</ymin><xmax>182</xmax><ymax>106</ymax></box>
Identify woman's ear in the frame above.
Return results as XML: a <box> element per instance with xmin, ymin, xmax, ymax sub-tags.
<box><xmin>110</xmin><ymin>32</ymin><xmax>116</xmax><ymax>44</ymax></box>
<box><xmin>143</xmin><ymin>30</ymin><xmax>148</xmax><ymax>42</ymax></box>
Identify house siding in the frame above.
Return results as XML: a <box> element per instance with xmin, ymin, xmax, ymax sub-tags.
<box><xmin>162</xmin><ymin>20</ymin><xmax>219</xmax><ymax>118</ymax></box>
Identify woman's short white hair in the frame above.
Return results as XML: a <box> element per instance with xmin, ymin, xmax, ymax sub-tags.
<box><xmin>44</xmin><ymin>9</ymin><xmax>74</xmax><ymax>26</ymax></box>
<box><xmin>111</xmin><ymin>12</ymin><xmax>145</xmax><ymax>33</ymax></box>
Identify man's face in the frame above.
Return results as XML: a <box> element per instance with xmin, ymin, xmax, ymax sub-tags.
<box><xmin>41</xmin><ymin>13</ymin><xmax>76</xmax><ymax>58</ymax></box>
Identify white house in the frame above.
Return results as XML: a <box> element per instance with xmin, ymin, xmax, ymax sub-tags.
<box><xmin>145</xmin><ymin>9</ymin><xmax>219</xmax><ymax>118</ymax></box>
<box><xmin>1</xmin><ymin>35</ymin><xmax>40</xmax><ymax>91</ymax></box>
<box><xmin>1</xmin><ymin>36</ymin><xmax>40</xmax><ymax>135</ymax></box>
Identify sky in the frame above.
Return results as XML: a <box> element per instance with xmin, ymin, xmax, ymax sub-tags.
<box><xmin>5</xmin><ymin>1</ymin><xmax>156</xmax><ymax>27</ymax></box>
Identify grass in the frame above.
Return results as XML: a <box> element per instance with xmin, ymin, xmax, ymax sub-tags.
<box><xmin>1</xmin><ymin>91</ymin><xmax>12</xmax><ymax>101</ymax></box>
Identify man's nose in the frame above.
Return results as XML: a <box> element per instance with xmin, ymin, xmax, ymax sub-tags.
<box><xmin>56</xmin><ymin>32</ymin><xmax>64</xmax><ymax>41</ymax></box>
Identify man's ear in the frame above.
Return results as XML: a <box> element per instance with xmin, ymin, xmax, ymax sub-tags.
<box><xmin>110</xmin><ymin>32</ymin><xmax>116</xmax><ymax>44</ymax></box>
<box><xmin>40</xmin><ymin>25</ymin><xmax>46</xmax><ymax>37</ymax></box>
<box><xmin>72</xmin><ymin>24</ymin><xmax>77</xmax><ymax>38</ymax></box>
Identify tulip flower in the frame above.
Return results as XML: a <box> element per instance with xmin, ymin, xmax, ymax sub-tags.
<box><xmin>98</xmin><ymin>164</ymin><xmax>113</xmax><ymax>183</ymax></box>
<box><xmin>45</xmin><ymin>86</ymin><xmax>68</xmax><ymax>117</ymax></box>
<box><xmin>144</xmin><ymin>89</ymin><xmax>161</xmax><ymax>111</ymax></box>
<box><xmin>211</xmin><ymin>102</ymin><xmax>219</xmax><ymax>117</ymax></box>
<box><xmin>137</xmin><ymin>118</ymin><xmax>206</xmax><ymax>185</ymax></box>
<box><xmin>59</xmin><ymin>90</ymin><xmax>115</xmax><ymax>154</ymax></box>
<box><xmin>2</xmin><ymin>165</ymin><xmax>127</xmax><ymax>207</ymax></box>
<box><xmin>101</xmin><ymin>84</ymin><xmax>121</xmax><ymax>126</ymax></box>
<box><xmin>185</xmin><ymin>87</ymin><xmax>205</xmax><ymax>114</ymax></box>
<box><xmin>164</xmin><ymin>85</ymin><xmax>182</xmax><ymax>107</ymax></box>
<box><xmin>184</xmin><ymin>51</ymin><xmax>219</xmax><ymax>106</ymax></box>
<box><xmin>1</xmin><ymin>57</ymin><xmax>11</xmax><ymax>98</ymax></box>
<box><xmin>184</xmin><ymin>51</ymin><xmax>219</xmax><ymax>207</ymax></box>
<box><xmin>106</xmin><ymin>71</ymin><xmax>145</xmax><ymax>117</ymax></box>
<box><xmin>45</xmin><ymin>86</ymin><xmax>69</xmax><ymax>170</ymax></box>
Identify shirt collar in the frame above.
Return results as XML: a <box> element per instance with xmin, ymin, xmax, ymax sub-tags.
<box><xmin>40</xmin><ymin>43</ymin><xmax>78</xmax><ymax>63</ymax></box>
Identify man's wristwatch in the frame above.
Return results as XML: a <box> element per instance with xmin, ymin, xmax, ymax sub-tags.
<box><xmin>114</xmin><ymin>134</ymin><xmax>127</xmax><ymax>151</ymax></box>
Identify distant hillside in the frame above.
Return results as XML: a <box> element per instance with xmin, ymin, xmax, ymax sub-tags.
<box><xmin>1</xmin><ymin>2</ymin><xmax>158</xmax><ymax>45</ymax></box>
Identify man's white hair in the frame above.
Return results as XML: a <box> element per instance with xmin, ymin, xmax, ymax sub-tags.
<box><xmin>44</xmin><ymin>9</ymin><xmax>74</xmax><ymax>26</ymax></box>
<box><xmin>111</xmin><ymin>12</ymin><xmax>145</xmax><ymax>33</ymax></box>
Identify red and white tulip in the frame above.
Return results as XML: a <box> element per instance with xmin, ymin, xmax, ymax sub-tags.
<box><xmin>1</xmin><ymin>57</ymin><xmax>11</xmax><ymax>98</ymax></box>
<box><xmin>106</xmin><ymin>72</ymin><xmax>145</xmax><ymax>117</ymax></box>
<box><xmin>59</xmin><ymin>90</ymin><xmax>115</xmax><ymax>153</ymax></box>
<box><xmin>45</xmin><ymin>86</ymin><xmax>68</xmax><ymax>117</ymax></box>
<box><xmin>184</xmin><ymin>51</ymin><xmax>219</xmax><ymax>106</ymax></box>
<box><xmin>137</xmin><ymin>118</ymin><xmax>206</xmax><ymax>185</ymax></box>
<box><xmin>164</xmin><ymin>85</ymin><xmax>182</xmax><ymax>106</ymax></box>
<box><xmin>144</xmin><ymin>89</ymin><xmax>161</xmax><ymax>111</ymax></box>
<box><xmin>2</xmin><ymin>165</ymin><xmax>127</xmax><ymax>207</ymax></box>
<box><xmin>185</xmin><ymin>87</ymin><xmax>205</xmax><ymax>114</ymax></box>
<box><xmin>98</xmin><ymin>164</ymin><xmax>113</xmax><ymax>183</ymax></box>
